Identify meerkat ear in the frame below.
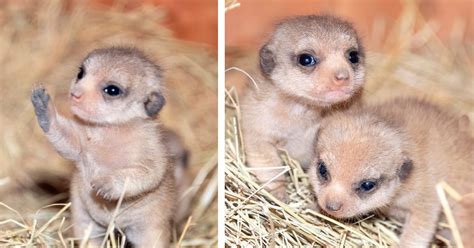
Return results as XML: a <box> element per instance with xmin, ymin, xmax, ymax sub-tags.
<box><xmin>144</xmin><ymin>91</ymin><xmax>166</xmax><ymax>118</ymax></box>
<box><xmin>397</xmin><ymin>155</ymin><xmax>413</xmax><ymax>181</ymax></box>
<box><xmin>259</xmin><ymin>43</ymin><xmax>275</xmax><ymax>76</ymax></box>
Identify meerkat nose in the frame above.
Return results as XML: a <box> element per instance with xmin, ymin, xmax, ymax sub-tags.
<box><xmin>325</xmin><ymin>201</ymin><xmax>343</xmax><ymax>212</ymax></box>
<box><xmin>70</xmin><ymin>91</ymin><xmax>83</xmax><ymax>102</ymax></box>
<box><xmin>333</xmin><ymin>69</ymin><xmax>350</xmax><ymax>85</ymax></box>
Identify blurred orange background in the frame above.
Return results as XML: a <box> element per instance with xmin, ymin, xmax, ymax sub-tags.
<box><xmin>226</xmin><ymin>0</ymin><xmax>473</xmax><ymax>50</ymax></box>
<box><xmin>87</xmin><ymin>0</ymin><xmax>218</xmax><ymax>49</ymax></box>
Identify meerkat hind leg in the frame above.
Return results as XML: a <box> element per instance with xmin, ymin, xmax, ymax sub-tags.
<box><xmin>71</xmin><ymin>197</ymin><xmax>106</xmax><ymax>247</ymax></box>
<box><xmin>126</xmin><ymin>221</ymin><xmax>171</xmax><ymax>248</ymax></box>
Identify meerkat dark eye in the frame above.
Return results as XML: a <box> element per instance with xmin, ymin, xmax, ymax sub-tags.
<box><xmin>347</xmin><ymin>51</ymin><xmax>359</xmax><ymax>64</ymax></box>
<box><xmin>317</xmin><ymin>160</ymin><xmax>329</xmax><ymax>181</ymax></box>
<box><xmin>103</xmin><ymin>85</ymin><xmax>122</xmax><ymax>97</ymax></box>
<box><xmin>359</xmin><ymin>180</ymin><xmax>376</xmax><ymax>192</ymax></box>
<box><xmin>77</xmin><ymin>66</ymin><xmax>85</xmax><ymax>80</ymax></box>
<box><xmin>298</xmin><ymin>53</ymin><xmax>318</xmax><ymax>67</ymax></box>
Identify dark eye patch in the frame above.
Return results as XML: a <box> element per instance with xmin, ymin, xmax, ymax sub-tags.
<box><xmin>77</xmin><ymin>66</ymin><xmax>85</xmax><ymax>80</ymax></box>
<box><xmin>354</xmin><ymin>176</ymin><xmax>385</xmax><ymax>197</ymax></box>
<box><xmin>317</xmin><ymin>159</ymin><xmax>330</xmax><ymax>182</ymax></box>
<box><xmin>346</xmin><ymin>49</ymin><xmax>360</xmax><ymax>64</ymax></box>
<box><xmin>359</xmin><ymin>180</ymin><xmax>376</xmax><ymax>192</ymax></box>
<box><xmin>101</xmin><ymin>82</ymin><xmax>126</xmax><ymax>99</ymax></box>
<box><xmin>103</xmin><ymin>85</ymin><xmax>121</xmax><ymax>96</ymax></box>
<box><xmin>298</xmin><ymin>53</ymin><xmax>318</xmax><ymax>67</ymax></box>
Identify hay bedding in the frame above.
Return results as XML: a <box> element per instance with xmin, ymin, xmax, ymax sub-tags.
<box><xmin>225</xmin><ymin>2</ymin><xmax>473</xmax><ymax>247</ymax></box>
<box><xmin>0</xmin><ymin>0</ymin><xmax>217</xmax><ymax>247</ymax></box>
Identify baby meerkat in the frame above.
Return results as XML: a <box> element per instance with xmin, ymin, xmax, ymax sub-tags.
<box><xmin>241</xmin><ymin>15</ymin><xmax>365</xmax><ymax>201</ymax></box>
<box><xmin>308</xmin><ymin>98</ymin><xmax>473</xmax><ymax>247</ymax></box>
<box><xmin>31</xmin><ymin>47</ymin><xmax>175</xmax><ymax>247</ymax></box>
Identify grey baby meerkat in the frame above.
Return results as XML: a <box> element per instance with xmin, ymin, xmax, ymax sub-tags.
<box><xmin>31</xmin><ymin>47</ymin><xmax>177</xmax><ymax>247</ymax></box>
<box><xmin>241</xmin><ymin>15</ymin><xmax>365</xmax><ymax>201</ymax></box>
<box><xmin>309</xmin><ymin>98</ymin><xmax>473</xmax><ymax>247</ymax></box>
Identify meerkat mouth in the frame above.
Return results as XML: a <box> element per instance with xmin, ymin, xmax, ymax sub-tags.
<box><xmin>324</xmin><ymin>90</ymin><xmax>352</xmax><ymax>101</ymax></box>
<box><xmin>70</xmin><ymin>104</ymin><xmax>96</xmax><ymax>122</ymax></box>
<box><xmin>319</xmin><ymin>208</ymin><xmax>350</xmax><ymax>219</ymax></box>
<box><xmin>305</xmin><ymin>91</ymin><xmax>353</xmax><ymax>106</ymax></box>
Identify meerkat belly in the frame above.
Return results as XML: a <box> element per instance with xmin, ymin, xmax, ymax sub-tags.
<box><xmin>81</xmin><ymin>128</ymin><xmax>145</xmax><ymax>170</ymax></box>
<box><xmin>93</xmin><ymin>182</ymin><xmax>173</xmax><ymax>227</ymax></box>
<box><xmin>77</xmin><ymin>180</ymin><xmax>151</xmax><ymax>227</ymax></box>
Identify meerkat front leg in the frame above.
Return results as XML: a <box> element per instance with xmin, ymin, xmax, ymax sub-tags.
<box><xmin>397</xmin><ymin>203</ymin><xmax>441</xmax><ymax>247</ymax></box>
<box><xmin>90</xmin><ymin>166</ymin><xmax>168</xmax><ymax>200</ymax></box>
<box><xmin>245</xmin><ymin>138</ymin><xmax>288</xmax><ymax>202</ymax></box>
<box><xmin>31</xmin><ymin>86</ymin><xmax>81</xmax><ymax>161</ymax></box>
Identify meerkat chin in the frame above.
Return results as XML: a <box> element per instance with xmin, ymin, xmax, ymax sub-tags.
<box><xmin>241</xmin><ymin>15</ymin><xmax>365</xmax><ymax>201</ymax></box>
<box><xmin>308</xmin><ymin>98</ymin><xmax>474</xmax><ymax>247</ymax></box>
<box><xmin>31</xmin><ymin>47</ymin><xmax>186</xmax><ymax>247</ymax></box>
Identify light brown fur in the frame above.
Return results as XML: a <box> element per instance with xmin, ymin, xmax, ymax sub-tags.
<box><xmin>161</xmin><ymin>128</ymin><xmax>192</xmax><ymax>223</ymax></box>
<box><xmin>31</xmin><ymin>47</ymin><xmax>176</xmax><ymax>247</ymax></box>
<box><xmin>308</xmin><ymin>98</ymin><xmax>474</xmax><ymax>247</ymax></box>
<box><xmin>241</xmin><ymin>15</ymin><xmax>365</xmax><ymax>201</ymax></box>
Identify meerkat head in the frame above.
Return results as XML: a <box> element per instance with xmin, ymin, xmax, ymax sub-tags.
<box><xmin>68</xmin><ymin>47</ymin><xmax>165</xmax><ymax>124</ymax></box>
<box><xmin>308</xmin><ymin>113</ymin><xmax>413</xmax><ymax>219</ymax></box>
<box><xmin>260</xmin><ymin>15</ymin><xmax>365</xmax><ymax>107</ymax></box>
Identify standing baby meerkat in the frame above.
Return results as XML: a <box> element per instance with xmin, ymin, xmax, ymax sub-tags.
<box><xmin>31</xmin><ymin>47</ymin><xmax>175</xmax><ymax>247</ymax></box>
<box><xmin>308</xmin><ymin>98</ymin><xmax>473</xmax><ymax>247</ymax></box>
<box><xmin>241</xmin><ymin>15</ymin><xmax>365</xmax><ymax>201</ymax></box>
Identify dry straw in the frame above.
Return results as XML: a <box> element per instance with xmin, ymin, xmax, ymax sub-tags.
<box><xmin>0</xmin><ymin>0</ymin><xmax>216</xmax><ymax>247</ymax></box>
<box><xmin>225</xmin><ymin>1</ymin><xmax>472</xmax><ymax>247</ymax></box>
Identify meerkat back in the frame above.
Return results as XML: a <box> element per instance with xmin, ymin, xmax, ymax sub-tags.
<box><xmin>370</xmin><ymin>98</ymin><xmax>474</xmax><ymax>194</ymax></box>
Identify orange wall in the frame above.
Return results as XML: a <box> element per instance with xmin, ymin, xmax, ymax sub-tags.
<box><xmin>226</xmin><ymin>0</ymin><xmax>473</xmax><ymax>49</ymax></box>
<box><xmin>88</xmin><ymin>0</ymin><xmax>218</xmax><ymax>49</ymax></box>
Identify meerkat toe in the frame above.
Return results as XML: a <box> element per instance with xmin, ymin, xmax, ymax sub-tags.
<box><xmin>91</xmin><ymin>176</ymin><xmax>123</xmax><ymax>200</ymax></box>
<box><xmin>32</xmin><ymin>86</ymin><xmax>49</xmax><ymax>103</ymax></box>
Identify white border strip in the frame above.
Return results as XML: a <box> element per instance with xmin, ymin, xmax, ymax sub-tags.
<box><xmin>217</xmin><ymin>0</ymin><xmax>225</xmax><ymax>246</ymax></box>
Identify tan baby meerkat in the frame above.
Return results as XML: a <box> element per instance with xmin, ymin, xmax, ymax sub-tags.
<box><xmin>308</xmin><ymin>98</ymin><xmax>473</xmax><ymax>247</ymax></box>
<box><xmin>241</xmin><ymin>15</ymin><xmax>365</xmax><ymax>201</ymax></box>
<box><xmin>31</xmin><ymin>47</ymin><xmax>175</xmax><ymax>247</ymax></box>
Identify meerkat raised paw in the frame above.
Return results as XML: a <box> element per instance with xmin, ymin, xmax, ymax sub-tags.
<box><xmin>31</xmin><ymin>86</ymin><xmax>52</xmax><ymax>132</ymax></box>
<box><xmin>240</xmin><ymin>15</ymin><xmax>365</xmax><ymax>201</ymax></box>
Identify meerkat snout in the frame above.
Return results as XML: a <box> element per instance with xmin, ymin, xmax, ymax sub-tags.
<box><xmin>70</xmin><ymin>90</ymin><xmax>83</xmax><ymax>102</ymax></box>
<box><xmin>320</xmin><ymin>184</ymin><xmax>350</xmax><ymax>215</ymax></box>
<box><xmin>325</xmin><ymin>200</ymin><xmax>343</xmax><ymax>212</ymax></box>
<box><xmin>334</xmin><ymin>68</ymin><xmax>350</xmax><ymax>84</ymax></box>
